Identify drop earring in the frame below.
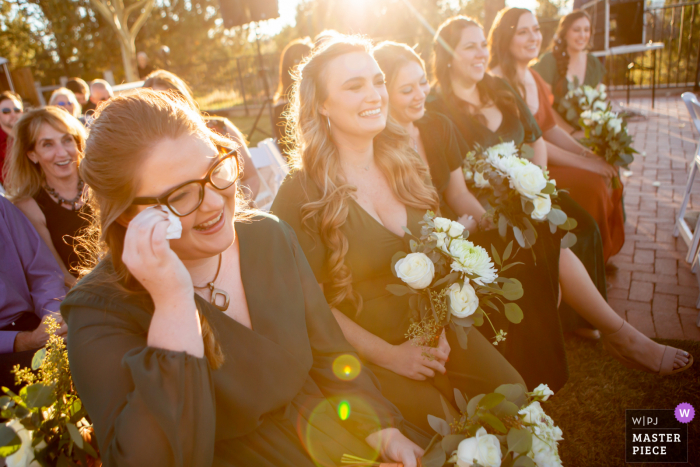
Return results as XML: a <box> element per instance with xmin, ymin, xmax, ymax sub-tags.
<box><xmin>447</xmin><ymin>63</ymin><xmax>451</xmax><ymax>68</ymax></box>
<box><xmin>326</xmin><ymin>116</ymin><xmax>331</xmax><ymax>132</ymax></box>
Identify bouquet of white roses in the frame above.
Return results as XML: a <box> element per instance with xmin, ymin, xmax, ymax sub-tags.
<box><xmin>387</xmin><ymin>211</ymin><xmax>525</xmax><ymax>351</ymax></box>
<box><xmin>558</xmin><ymin>78</ymin><xmax>610</xmax><ymax>128</ymax></box>
<box><xmin>413</xmin><ymin>383</ymin><xmax>563</xmax><ymax>467</ymax></box>
<box><xmin>579</xmin><ymin>109</ymin><xmax>636</xmax><ymax>189</ymax></box>
<box><xmin>463</xmin><ymin>142</ymin><xmax>578</xmax><ymax>252</ymax></box>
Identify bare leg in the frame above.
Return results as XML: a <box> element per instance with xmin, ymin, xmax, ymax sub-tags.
<box><xmin>559</xmin><ymin>248</ymin><xmax>690</xmax><ymax>371</ymax></box>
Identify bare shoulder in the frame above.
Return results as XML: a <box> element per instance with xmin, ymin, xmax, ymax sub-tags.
<box><xmin>13</xmin><ymin>197</ymin><xmax>46</xmax><ymax>226</ymax></box>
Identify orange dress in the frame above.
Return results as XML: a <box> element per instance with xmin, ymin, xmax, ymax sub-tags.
<box><xmin>530</xmin><ymin>69</ymin><xmax>625</xmax><ymax>261</ymax></box>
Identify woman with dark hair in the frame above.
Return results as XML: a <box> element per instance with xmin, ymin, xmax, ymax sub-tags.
<box><xmin>532</xmin><ymin>10</ymin><xmax>605</xmax><ymax>133</ymax></box>
<box><xmin>143</xmin><ymin>69</ymin><xmax>262</xmax><ymax>200</ymax></box>
<box><xmin>61</xmin><ymin>89</ymin><xmax>427</xmax><ymax>467</ymax></box>
<box><xmin>488</xmin><ymin>8</ymin><xmax>624</xmax><ymax>263</ymax></box>
<box><xmin>273</xmin><ymin>38</ymin><xmax>313</xmax><ymax>154</ymax></box>
<box><xmin>426</xmin><ymin>16</ymin><xmax>692</xmax><ymax>377</ymax></box>
<box><xmin>272</xmin><ymin>35</ymin><xmax>527</xmax><ymax>434</ymax></box>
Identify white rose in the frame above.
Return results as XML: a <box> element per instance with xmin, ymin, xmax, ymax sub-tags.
<box><xmin>5</xmin><ymin>420</ymin><xmax>41</xmax><ymax>467</ymax></box>
<box><xmin>434</xmin><ymin>217</ymin><xmax>452</xmax><ymax>233</ymax></box>
<box><xmin>448</xmin><ymin>239</ymin><xmax>498</xmax><ymax>285</ymax></box>
<box><xmin>395</xmin><ymin>253</ymin><xmax>435</xmax><ymax>290</ymax></box>
<box><xmin>531</xmin><ymin>194</ymin><xmax>552</xmax><ymax>221</ymax></box>
<box><xmin>509</xmin><ymin>163</ymin><xmax>547</xmax><ymax>199</ymax></box>
<box><xmin>474</xmin><ymin>171</ymin><xmax>490</xmax><ymax>188</ymax></box>
<box><xmin>607</xmin><ymin>117</ymin><xmax>622</xmax><ymax>135</ymax></box>
<box><xmin>530</xmin><ymin>435</ymin><xmax>563</xmax><ymax>467</ymax></box>
<box><xmin>519</xmin><ymin>401</ymin><xmax>546</xmax><ymax>425</ymax></box>
<box><xmin>491</xmin><ymin>154</ymin><xmax>526</xmax><ymax>177</ymax></box>
<box><xmin>531</xmin><ymin>383</ymin><xmax>555</xmax><ymax>401</ymax></box>
<box><xmin>432</xmin><ymin>231</ymin><xmax>450</xmax><ymax>254</ymax></box>
<box><xmin>448</xmin><ymin>220</ymin><xmax>465</xmax><ymax>238</ymax></box>
<box><xmin>456</xmin><ymin>427</ymin><xmax>503</xmax><ymax>467</ymax></box>
<box><xmin>448</xmin><ymin>281</ymin><xmax>479</xmax><ymax>318</ymax></box>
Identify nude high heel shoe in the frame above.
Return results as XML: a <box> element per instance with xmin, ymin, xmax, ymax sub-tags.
<box><xmin>602</xmin><ymin>321</ymin><xmax>694</xmax><ymax>375</ymax></box>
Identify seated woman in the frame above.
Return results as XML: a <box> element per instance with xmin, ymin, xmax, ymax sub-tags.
<box><xmin>49</xmin><ymin>87</ymin><xmax>82</xmax><ymax>119</ymax></box>
<box><xmin>61</xmin><ymin>89</ymin><xmax>426</xmax><ymax>467</ymax></box>
<box><xmin>531</xmin><ymin>10</ymin><xmax>605</xmax><ymax>135</ymax></box>
<box><xmin>143</xmin><ymin>69</ymin><xmax>262</xmax><ymax>199</ymax></box>
<box><xmin>3</xmin><ymin>107</ymin><xmax>91</xmax><ymax>287</ymax></box>
<box><xmin>488</xmin><ymin>7</ymin><xmax>624</xmax><ymax>262</ymax></box>
<box><xmin>426</xmin><ymin>16</ymin><xmax>692</xmax><ymax>376</ymax></box>
<box><xmin>271</xmin><ymin>36</ymin><xmax>526</xmax><ymax>433</ymax></box>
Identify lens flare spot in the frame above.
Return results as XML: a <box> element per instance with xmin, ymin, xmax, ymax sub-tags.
<box><xmin>332</xmin><ymin>354</ymin><xmax>361</xmax><ymax>381</ymax></box>
<box><xmin>338</xmin><ymin>400</ymin><xmax>351</xmax><ymax>421</ymax></box>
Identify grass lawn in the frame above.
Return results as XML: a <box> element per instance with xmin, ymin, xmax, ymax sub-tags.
<box><xmin>218</xmin><ymin>113</ymin><xmax>274</xmax><ymax>147</ymax></box>
<box><xmin>548</xmin><ymin>336</ymin><xmax>700</xmax><ymax>466</ymax></box>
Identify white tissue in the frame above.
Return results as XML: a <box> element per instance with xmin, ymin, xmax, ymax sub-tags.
<box><xmin>164</xmin><ymin>206</ymin><xmax>182</xmax><ymax>240</ymax></box>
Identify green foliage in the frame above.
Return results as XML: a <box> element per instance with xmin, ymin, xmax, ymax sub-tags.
<box><xmin>0</xmin><ymin>317</ymin><xmax>98</xmax><ymax>466</ymax></box>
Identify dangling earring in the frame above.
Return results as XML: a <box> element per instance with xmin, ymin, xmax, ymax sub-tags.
<box><xmin>447</xmin><ymin>63</ymin><xmax>451</xmax><ymax>68</ymax></box>
<box><xmin>326</xmin><ymin>116</ymin><xmax>331</xmax><ymax>132</ymax></box>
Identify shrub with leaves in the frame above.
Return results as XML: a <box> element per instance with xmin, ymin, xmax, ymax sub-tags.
<box><xmin>463</xmin><ymin>142</ymin><xmax>578</xmax><ymax>253</ymax></box>
<box><xmin>0</xmin><ymin>317</ymin><xmax>99</xmax><ymax>467</ymax></box>
<box><xmin>387</xmin><ymin>211</ymin><xmax>525</xmax><ymax>350</ymax></box>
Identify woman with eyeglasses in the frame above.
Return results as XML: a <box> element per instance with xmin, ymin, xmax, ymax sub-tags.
<box><xmin>49</xmin><ymin>87</ymin><xmax>82</xmax><ymax>118</ymax></box>
<box><xmin>59</xmin><ymin>89</ymin><xmax>428</xmax><ymax>467</ymax></box>
<box><xmin>3</xmin><ymin>107</ymin><xmax>90</xmax><ymax>288</ymax></box>
<box><xmin>0</xmin><ymin>90</ymin><xmax>23</xmax><ymax>187</ymax></box>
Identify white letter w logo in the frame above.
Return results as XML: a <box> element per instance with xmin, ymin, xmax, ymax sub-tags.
<box><xmin>680</xmin><ymin>409</ymin><xmax>691</xmax><ymax>418</ymax></box>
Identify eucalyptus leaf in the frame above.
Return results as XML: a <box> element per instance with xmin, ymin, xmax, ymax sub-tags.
<box><xmin>498</xmin><ymin>215</ymin><xmax>508</xmax><ymax>237</ymax></box>
<box><xmin>402</xmin><ymin>226</ymin><xmax>413</xmax><ymax>236</ymax></box>
<box><xmin>512</xmin><ymin>226</ymin><xmax>526</xmax><ymax>248</ymax></box>
<box><xmin>507</xmin><ymin>428</ymin><xmax>533</xmax><ymax>454</ymax></box>
<box><xmin>454</xmin><ymin>323</ymin><xmax>469</xmax><ymax>349</ymax></box>
<box><xmin>440</xmin><ymin>395</ymin><xmax>457</xmax><ymax>424</ymax></box>
<box><xmin>472</xmin><ymin>310</ymin><xmax>484</xmax><ymax>326</ymax></box>
<box><xmin>560</xmin><ymin>232</ymin><xmax>578</xmax><ymax>249</ymax></box>
<box><xmin>513</xmin><ymin>454</ymin><xmax>537</xmax><ymax>467</ymax></box>
<box><xmin>467</xmin><ymin>394</ymin><xmax>484</xmax><ymax>418</ymax></box>
<box><xmin>541</xmin><ymin>183</ymin><xmax>555</xmax><ymax>195</ymax></box>
<box><xmin>501</xmin><ymin>279</ymin><xmax>524</xmax><ymax>301</ymax></box>
<box><xmin>493</xmin><ymin>400</ymin><xmax>521</xmax><ymax>418</ymax></box>
<box><xmin>503</xmin><ymin>241</ymin><xmax>513</xmax><ymax>261</ymax></box>
<box><xmin>504</xmin><ymin>302</ymin><xmax>524</xmax><ymax>324</ymax></box>
<box><xmin>66</xmin><ymin>423</ymin><xmax>84</xmax><ymax>449</ymax></box>
<box><xmin>559</xmin><ymin>217</ymin><xmax>578</xmax><ymax>231</ymax></box>
<box><xmin>549</xmin><ymin>221</ymin><xmax>557</xmax><ymax>234</ymax></box>
<box><xmin>441</xmin><ymin>434</ymin><xmax>466</xmax><ymax>456</ymax></box>
<box><xmin>479</xmin><ymin>412</ymin><xmax>507</xmax><ymax>433</ymax></box>
<box><xmin>454</xmin><ymin>389</ymin><xmax>468</xmax><ymax>413</ymax></box>
<box><xmin>31</xmin><ymin>348</ymin><xmax>46</xmax><ymax>371</ymax></box>
<box><xmin>520</xmin><ymin>144</ymin><xmax>534</xmax><ymax>160</ymax></box>
<box><xmin>390</xmin><ymin>251</ymin><xmax>408</xmax><ymax>277</ymax></box>
<box><xmin>546</xmin><ymin>209</ymin><xmax>567</xmax><ymax>226</ymax></box>
<box><xmin>0</xmin><ymin>424</ymin><xmax>20</xmax><ymax>448</ymax></box>
<box><xmin>385</xmin><ymin>284</ymin><xmax>413</xmax><ymax>296</ymax></box>
<box><xmin>491</xmin><ymin>244</ymin><xmax>502</xmax><ymax>266</ymax></box>
<box><xmin>499</xmin><ymin>261</ymin><xmax>524</xmax><ymax>272</ymax></box>
<box><xmin>421</xmin><ymin>443</ymin><xmax>447</xmax><ymax>467</ymax></box>
<box><xmin>25</xmin><ymin>383</ymin><xmax>55</xmax><ymax>409</ymax></box>
<box><xmin>495</xmin><ymin>383</ymin><xmax>527</xmax><ymax>407</ymax></box>
<box><xmin>427</xmin><ymin>415</ymin><xmax>451</xmax><ymax>437</ymax></box>
<box><xmin>478</xmin><ymin>392</ymin><xmax>506</xmax><ymax>410</ymax></box>
<box><xmin>452</xmin><ymin>316</ymin><xmax>475</xmax><ymax>328</ymax></box>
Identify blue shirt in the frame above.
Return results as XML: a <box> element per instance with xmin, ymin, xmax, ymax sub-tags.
<box><xmin>0</xmin><ymin>195</ymin><xmax>67</xmax><ymax>353</ymax></box>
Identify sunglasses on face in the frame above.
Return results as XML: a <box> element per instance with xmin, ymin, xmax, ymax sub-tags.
<box><xmin>57</xmin><ymin>101</ymin><xmax>74</xmax><ymax>107</ymax></box>
<box><xmin>1</xmin><ymin>107</ymin><xmax>22</xmax><ymax>115</ymax></box>
<box><xmin>131</xmin><ymin>148</ymin><xmax>241</xmax><ymax>217</ymax></box>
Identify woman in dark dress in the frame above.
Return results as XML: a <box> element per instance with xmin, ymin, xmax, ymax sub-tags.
<box><xmin>271</xmin><ymin>36</ymin><xmax>527</xmax><ymax>434</ymax></box>
<box><xmin>424</xmin><ymin>16</ymin><xmax>692</xmax><ymax>377</ymax></box>
<box><xmin>61</xmin><ymin>89</ymin><xmax>426</xmax><ymax>467</ymax></box>
<box><xmin>488</xmin><ymin>7</ymin><xmax>624</xmax><ymax>263</ymax></box>
<box><xmin>3</xmin><ymin>107</ymin><xmax>90</xmax><ymax>287</ymax></box>
<box><xmin>374</xmin><ymin>40</ymin><xmax>567</xmax><ymax>391</ymax></box>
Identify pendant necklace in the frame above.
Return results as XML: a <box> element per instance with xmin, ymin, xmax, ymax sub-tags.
<box><xmin>44</xmin><ymin>178</ymin><xmax>85</xmax><ymax>211</ymax></box>
<box><xmin>193</xmin><ymin>253</ymin><xmax>230</xmax><ymax>312</ymax></box>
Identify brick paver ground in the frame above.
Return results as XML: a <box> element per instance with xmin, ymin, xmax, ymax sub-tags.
<box><xmin>605</xmin><ymin>92</ymin><xmax>700</xmax><ymax>341</ymax></box>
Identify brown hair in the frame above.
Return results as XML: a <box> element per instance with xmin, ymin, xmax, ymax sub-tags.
<box><xmin>79</xmin><ymin>89</ymin><xmax>252</xmax><ymax>369</ymax></box>
<box><xmin>286</xmin><ymin>35</ymin><xmax>439</xmax><ymax>315</ymax></box>
<box><xmin>373</xmin><ymin>41</ymin><xmax>426</xmax><ymax>89</ymax></box>
<box><xmin>548</xmin><ymin>10</ymin><xmax>592</xmax><ymax>95</ymax></box>
<box><xmin>143</xmin><ymin>69</ymin><xmax>198</xmax><ymax>109</ymax></box>
<box><xmin>274</xmin><ymin>38</ymin><xmax>313</xmax><ymax>104</ymax></box>
<box><xmin>432</xmin><ymin>15</ymin><xmax>519</xmax><ymax>124</ymax></box>
<box><xmin>488</xmin><ymin>8</ymin><xmax>534</xmax><ymax>97</ymax></box>
<box><xmin>3</xmin><ymin>107</ymin><xmax>87</xmax><ymax>201</ymax></box>
<box><xmin>66</xmin><ymin>78</ymin><xmax>89</xmax><ymax>97</ymax></box>
<box><xmin>0</xmin><ymin>90</ymin><xmax>22</xmax><ymax>104</ymax></box>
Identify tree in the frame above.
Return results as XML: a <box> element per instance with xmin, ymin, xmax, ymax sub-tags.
<box><xmin>0</xmin><ymin>2</ymin><xmax>44</xmax><ymax>69</ymax></box>
<box><xmin>88</xmin><ymin>0</ymin><xmax>155</xmax><ymax>82</ymax></box>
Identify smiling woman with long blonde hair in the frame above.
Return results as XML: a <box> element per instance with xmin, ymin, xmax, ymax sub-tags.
<box><xmin>272</xmin><ymin>35</ymin><xmax>526</xmax><ymax>435</ymax></box>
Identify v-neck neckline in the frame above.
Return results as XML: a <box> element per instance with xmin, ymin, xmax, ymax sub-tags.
<box><xmin>349</xmin><ymin>197</ymin><xmax>412</xmax><ymax>239</ymax></box>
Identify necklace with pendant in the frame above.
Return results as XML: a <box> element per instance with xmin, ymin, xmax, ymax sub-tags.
<box><xmin>44</xmin><ymin>179</ymin><xmax>85</xmax><ymax>211</ymax></box>
<box><xmin>193</xmin><ymin>253</ymin><xmax>230</xmax><ymax>312</ymax></box>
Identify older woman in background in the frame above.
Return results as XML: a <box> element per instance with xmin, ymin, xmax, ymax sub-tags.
<box><xmin>49</xmin><ymin>87</ymin><xmax>82</xmax><ymax>118</ymax></box>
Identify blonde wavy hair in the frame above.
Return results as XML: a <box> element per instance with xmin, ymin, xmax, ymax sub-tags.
<box><xmin>2</xmin><ymin>107</ymin><xmax>87</xmax><ymax>201</ymax></box>
<box><xmin>79</xmin><ymin>89</ymin><xmax>253</xmax><ymax>369</ymax></box>
<box><xmin>286</xmin><ymin>35</ymin><xmax>439</xmax><ymax>315</ymax></box>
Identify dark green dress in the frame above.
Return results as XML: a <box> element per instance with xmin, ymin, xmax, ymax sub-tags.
<box><xmin>60</xmin><ymin>215</ymin><xmax>428</xmax><ymax>467</ymax></box>
<box><xmin>426</xmin><ymin>75</ymin><xmax>606</xmax><ymax>334</ymax></box>
<box><xmin>416</xmin><ymin>110</ymin><xmax>567</xmax><ymax>392</ymax></box>
<box><xmin>271</xmin><ymin>174</ymin><xmax>526</xmax><ymax>433</ymax></box>
<box><xmin>531</xmin><ymin>51</ymin><xmax>606</xmax><ymax>107</ymax></box>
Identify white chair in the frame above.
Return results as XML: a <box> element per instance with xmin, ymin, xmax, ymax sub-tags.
<box><xmin>674</xmin><ymin>92</ymin><xmax>700</xmax><ymax>319</ymax></box>
<box><xmin>248</xmin><ymin>138</ymin><xmax>289</xmax><ymax>211</ymax></box>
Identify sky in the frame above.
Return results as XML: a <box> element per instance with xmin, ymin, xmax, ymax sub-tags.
<box><xmin>256</xmin><ymin>0</ymin><xmax>556</xmax><ymax>37</ymax></box>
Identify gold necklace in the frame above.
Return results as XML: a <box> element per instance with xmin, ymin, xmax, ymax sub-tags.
<box><xmin>193</xmin><ymin>253</ymin><xmax>230</xmax><ymax>312</ymax></box>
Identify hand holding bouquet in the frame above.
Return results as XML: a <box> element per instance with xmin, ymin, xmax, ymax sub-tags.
<box><xmin>463</xmin><ymin>142</ymin><xmax>578</xmax><ymax>252</ymax></box>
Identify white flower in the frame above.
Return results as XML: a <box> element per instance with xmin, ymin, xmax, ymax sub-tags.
<box><xmin>434</xmin><ymin>217</ymin><xmax>465</xmax><ymax>238</ymax></box>
<box><xmin>593</xmin><ymin>100</ymin><xmax>607</xmax><ymax>111</ymax></box>
<box><xmin>519</xmin><ymin>401</ymin><xmax>564</xmax><ymax>467</ymax></box>
<box><xmin>486</xmin><ymin>141</ymin><xmax>518</xmax><ymax>159</ymax></box>
<box><xmin>448</xmin><ymin>221</ymin><xmax>465</xmax><ymax>238</ymax></box>
<box><xmin>519</xmin><ymin>401</ymin><xmax>547</xmax><ymax>425</ymax></box>
<box><xmin>531</xmin><ymin>383</ymin><xmax>555</xmax><ymax>401</ymax></box>
<box><xmin>456</xmin><ymin>427</ymin><xmax>503</xmax><ymax>467</ymax></box>
<box><xmin>432</xmin><ymin>231</ymin><xmax>450</xmax><ymax>254</ymax></box>
<box><xmin>463</xmin><ymin>167</ymin><xmax>474</xmax><ymax>181</ymax></box>
<box><xmin>448</xmin><ymin>239</ymin><xmax>498</xmax><ymax>285</ymax></box>
<box><xmin>509</xmin><ymin>163</ymin><xmax>547</xmax><ymax>199</ymax></box>
<box><xmin>531</xmin><ymin>194</ymin><xmax>552</xmax><ymax>221</ymax></box>
<box><xmin>607</xmin><ymin>117</ymin><xmax>622</xmax><ymax>135</ymax></box>
<box><xmin>5</xmin><ymin>420</ymin><xmax>41</xmax><ymax>467</ymax></box>
<box><xmin>530</xmin><ymin>435</ymin><xmax>564</xmax><ymax>467</ymax></box>
<box><xmin>395</xmin><ymin>253</ymin><xmax>435</xmax><ymax>290</ymax></box>
<box><xmin>448</xmin><ymin>281</ymin><xmax>479</xmax><ymax>318</ymax></box>
<box><xmin>474</xmin><ymin>171</ymin><xmax>490</xmax><ymax>188</ymax></box>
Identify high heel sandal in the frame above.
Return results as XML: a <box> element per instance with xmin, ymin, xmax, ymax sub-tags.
<box><xmin>601</xmin><ymin>321</ymin><xmax>694</xmax><ymax>375</ymax></box>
